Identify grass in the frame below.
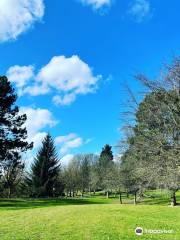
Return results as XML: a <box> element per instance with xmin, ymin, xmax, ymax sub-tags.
<box><xmin>0</xmin><ymin>192</ymin><xmax>180</xmax><ymax>240</ymax></box>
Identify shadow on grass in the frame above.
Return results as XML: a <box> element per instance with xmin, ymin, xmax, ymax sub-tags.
<box><xmin>138</xmin><ymin>191</ymin><xmax>180</xmax><ymax>206</ymax></box>
<box><xmin>0</xmin><ymin>197</ymin><xmax>110</xmax><ymax>210</ymax></box>
<box><xmin>139</xmin><ymin>198</ymin><xmax>170</xmax><ymax>205</ymax></box>
<box><xmin>1</xmin><ymin>191</ymin><xmax>179</xmax><ymax>210</ymax></box>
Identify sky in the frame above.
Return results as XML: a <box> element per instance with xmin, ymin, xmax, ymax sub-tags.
<box><xmin>0</xmin><ymin>0</ymin><xmax>180</xmax><ymax>165</ymax></box>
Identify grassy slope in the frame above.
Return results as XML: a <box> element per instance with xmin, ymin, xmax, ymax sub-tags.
<box><xmin>0</xmin><ymin>192</ymin><xmax>180</xmax><ymax>240</ymax></box>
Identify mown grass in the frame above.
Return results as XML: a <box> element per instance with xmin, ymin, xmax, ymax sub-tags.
<box><xmin>0</xmin><ymin>191</ymin><xmax>179</xmax><ymax>240</ymax></box>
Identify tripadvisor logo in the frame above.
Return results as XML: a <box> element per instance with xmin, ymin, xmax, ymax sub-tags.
<box><xmin>135</xmin><ymin>227</ymin><xmax>143</xmax><ymax>236</ymax></box>
<box><xmin>135</xmin><ymin>227</ymin><xmax>174</xmax><ymax>236</ymax></box>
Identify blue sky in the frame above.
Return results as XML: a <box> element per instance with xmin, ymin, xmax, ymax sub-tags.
<box><xmin>0</xmin><ymin>0</ymin><xmax>180</xmax><ymax>165</ymax></box>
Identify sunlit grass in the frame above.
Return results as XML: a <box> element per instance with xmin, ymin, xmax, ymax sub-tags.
<box><xmin>0</xmin><ymin>191</ymin><xmax>180</xmax><ymax>240</ymax></box>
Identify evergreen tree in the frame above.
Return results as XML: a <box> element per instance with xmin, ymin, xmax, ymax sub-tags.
<box><xmin>98</xmin><ymin>144</ymin><xmax>114</xmax><ymax>193</ymax></box>
<box><xmin>30</xmin><ymin>134</ymin><xmax>61</xmax><ymax>197</ymax></box>
<box><xmin>0</xmin><ymin>76</ymin><xmax>32</xmax><ymax>197</ymax></box>
<box><xmin>134</xmin><ymin>89</ymin><xmax>180</xmax><ymax>205</ymax></box>
<box><xmin>120</xmin><ymin>58</ymin><xmax>180</xmax><ymax>206</ymax></box>
<box><xmin>99</xmin><ymin>144</ymin><xmax>113</xmax><ymax>168</ymax></box>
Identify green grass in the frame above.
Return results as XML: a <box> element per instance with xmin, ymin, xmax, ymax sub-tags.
<box><xmin>0</xmin><ymin>192</ymin><xmax>180</xmax><ymax>240</ymax></box>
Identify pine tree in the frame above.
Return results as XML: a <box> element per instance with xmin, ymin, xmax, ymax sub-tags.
<box><xmin>99</xmin><ymin>144</ymin><xmax>113</xmax><ymax>167</ymax></box>
<box><xmin>30</xmin><ymin>134</ymin><xmax>61</xmax><ymax>197</ymax></box>
<box><xmin>0</xmin><ymin>76</ymin><xmax>32</xmax><ymax>197</ymax></box>
<box><xmin>98</xmin><ymin>144</ymin><xmax>114</xmax><ymax>194</ymax></box>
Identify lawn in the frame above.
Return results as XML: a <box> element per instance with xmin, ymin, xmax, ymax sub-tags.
<box><xmin>0</xmin><ymin>192</ymin><xmax>180</xmax><ymax>240</ymax></box>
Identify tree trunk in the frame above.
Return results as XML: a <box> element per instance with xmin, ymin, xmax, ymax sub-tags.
<box><xmin>171</xmin><ymin>191</ymin><xmax>177</xmax><ymax>206</ymax></box>
<box><xmin>134</xmin><ymin>192</ymin><xmax>137</xmax><ymax>205</ymax></box>
<box><xmin>119</xmin><ymin>192</ymin><xmax>122</xmax><ymax>204</ymax></box>
<box><xmin>127</xmin><ymin>192</ymin><xmax>129</xmax><ymax>198</ymax></box>
<box><xmin>89</xmin><ymin>186</ymin><xmax>91</xmax><ymax>196</ymax></box>
<box><xmin>106</xmin><ymin>191</ymin><xmax>109</xmax><ymax>198</ymax></box>
<box><xmin>8</xmin><ymin>187</ymin><xmax>11</xmax><ymax>198</ymax></box>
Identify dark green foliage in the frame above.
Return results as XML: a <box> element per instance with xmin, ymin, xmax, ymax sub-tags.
<box><xmin>0</xmin><ymin>76</ymin><xmax>32</xmax><ymax>197</ymax></box>
<box><xmin>120</xmin><ymin>58</ymin><xmax>180</xmax><ymax>205</ymax></box>
<box><xmin>99</xmin><ymin>144</ymin><xmax>113</xmax><ymax>168</ymax></box>
<box><xmin>30</xmin><ymin>134</ymin><xmax>62</xmax><ymax>197</ymax></box>
<box><xmin>96</xmin><ymin>145</ymin><xmax>115</xmax><ymax>195</ymax></box>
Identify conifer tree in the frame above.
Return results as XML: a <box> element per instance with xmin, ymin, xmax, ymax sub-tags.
<box><xmin>0</xmin><ymin>76</ymin><xmax>32</xmax><ymax>197</ymax></box>
<box><xmin>98</xmin><ymin>144</ymin><xmax>114</xmax><ymax>195</ymax></box>
<box><xmin>30</xmin><ymin>134</ymin><xmax>61</xmax><ymax>197</ymax></box>
<box><xmin>99</xmin><ymin>144</ymin><xmax>113</xmax><ymax>168</ymax></box>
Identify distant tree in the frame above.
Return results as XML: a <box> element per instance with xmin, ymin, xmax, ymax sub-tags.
<box><xmin>103</xmin><ymin>163</ymin><xmax>117</xmax><ymax>198</ymax></box>
<box><xmin>98</xmin><ymin>144</ymin><xmax>114</xmax><ymax>196</ymax></box>
<box><xmin>63</xmin><ymin>158</ymin><xmax>80</xmax><ymax>197</ymax></box>
<box><xmin>0</xmin><ymin>76</ymin><xmax>32</xmax><ymax>197</ymax></box>
<box><xmin>30</xmin><ymin>134</ymin><xmax>61</xmax><ymax>197</ymax></box>
<box><xmin>79</xmin><ymin>156</ymin><xmax>90</xmax><ymax>197</ymax></box>
<box><xmin>120</xmin><ymin>146</ymin><xmax>147</xmax><ymax>205</ymax></box>
<box><xmin>89</xmin><ymin>162</ymin><xmax>99</xmax><ymax>194</ymax></box>
<box><xmin>113</xmin><ymin>159</ymin><xmax>124</xmax><ymax>204</ymax></box>
<box><xmin>99</xmin><ymin>144</ymin><xmax>113</xmax><ymax>168</ymax></box>
<box><xmin>62</xmin><ymin>154</ymin><xmax>99</xmax><ymax>197</ymax></box>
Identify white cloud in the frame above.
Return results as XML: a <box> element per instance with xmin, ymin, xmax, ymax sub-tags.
<box><xmin>52</xmin><ymin>93</ymin><xmax>76</xmax><ymax>106</ymax></box>
<box><xmin>23</xmin><ymin>83</ymin><xmax>50</xmax><ymax>96</ymax></box>
<box><xmin>7</xmin><ymin>55</ymin><xmax>101</xmax><ymax>106</ymax></box>
<box><xmin>127</xmin><ymin>0</ymin><xmax>151</xmax><ymax>23</ymax></box>
<box><xmin>31</xmin><ymin>132</ymin><xmax>47</xmax><ymax>149</ymax></box>
<box><xmin>20</xmin><ymin>107</ymin><xmax>57</xmax><ymax>148</ymax></box>
<box><xmin>55</xmin><ymin>133</ymin><xmax>77</xmax><ymax>145</ymax></box>
<box><xmin>36</xmin><ymin>55</ymin><xmax>100</xmax><ymax>95</ymax></box>
<box><xmin>7</xmin><ymin>65</ymin><xmax>34</xmax><ymax>90</ymax></box>
<box><xmin>0</xmin><ymin>0</ymin><xmax>44</xmax><ymax>42</ymax></box>
<box><xmin>55</xmin><ymin>133</ymin><xmax>84</xmax><ymax>155</ymax></box>
<box><xmin>61</xmin><ymin>154</ymin><xmax>74</xmax><ymax>166</ymax></box>
<box><xmin>79</xmin><ymin>0</ymin><xmax>111</xmax><ymax>10</ymax></box>
<box><xmin>60</xmin><ymin>137</ymin><xmax>83</xmax><ymax>154</ymax></box>
<box><xmin>20</xmin><ymin>109</ymin><xmax>91</xmax><ymax>165</ymax></box>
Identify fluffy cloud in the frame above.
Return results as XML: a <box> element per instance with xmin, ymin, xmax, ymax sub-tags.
<box><xmin>7</xmin><ymin>55</ymin><xmax>101</xmax><ymax>106</ymax></box>
<box><xmin>55</xmin><ymin>133</ymin><xmax>83</xmax><ymax>155</ymax></box>
<box><xmin>79</xmin><ymin>0</ymin><xmax>111</xmax><ymax>10</ymax></box>
<box><xmin>0</xmin><ymin>0</ymin><xmax>44</xmax><ymax>42</ymax></box>
<box><xmin>7</xmin><ymin>65</ymin><xmax>34</xmax><ymax>92</ymax></box>
<box><xmin>36</xmin><ymin>55</ymin><xmax>100</xmax><ymax>95</ymax></box>
<box><xmin>20</xmin><ymin>107</ymin><xmax>57</xmax><ymax>148</ymax></box>
<box><xmin>127</xmin><ymin>0</ymin><xmax>151</xmax><ymax>23</ymax></box>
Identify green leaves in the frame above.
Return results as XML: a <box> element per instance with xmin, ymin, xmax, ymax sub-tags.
<box><xmin>121</xmin><ymin>58</ymin><xmax>180</xmax><ymax>204</ymax></box>
<box><xmin>0</xmin><ymin>76</ymin><xmax>32</xmax><ymax>197</ymax></box>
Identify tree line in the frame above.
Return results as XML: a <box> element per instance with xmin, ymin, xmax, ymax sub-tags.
<box><xmin>0</xmin><ymin>58</ymin><xmax>179</xmax><ymax>206</ymax></box>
